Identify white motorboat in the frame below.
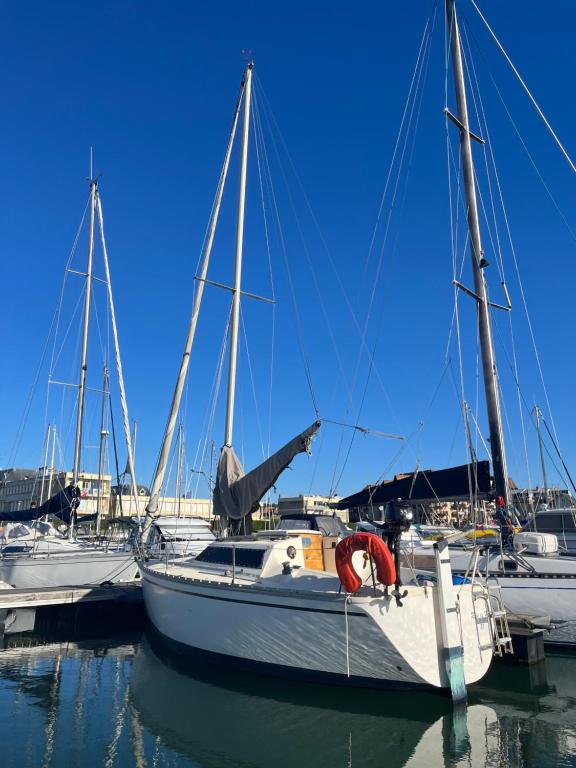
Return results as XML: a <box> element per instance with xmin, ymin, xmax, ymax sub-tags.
<box><xmin>144</xmin><ymin>516</ymin><xmax>215</xmax><ymax>558</ymax></box>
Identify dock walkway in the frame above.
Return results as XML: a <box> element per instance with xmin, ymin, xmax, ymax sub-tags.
<box><xmin>0</xmin><ymin>581</ymin><xmax>142</xmax><ymax>611</ymax></box>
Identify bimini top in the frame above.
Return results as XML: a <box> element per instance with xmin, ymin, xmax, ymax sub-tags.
<box><xmin>276</xmin><ymin>513</ymin><xmax>350</xmax><ymax>537</ymax></box>
<box><xmin>333</xmin><ymin>461</ymin><xmax>492</xmax><ymax>509</ymax></box>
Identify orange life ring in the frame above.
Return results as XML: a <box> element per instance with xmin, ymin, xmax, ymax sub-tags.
<box><xmin>335</xmin><ymin>532</ymin><xmax>396</xmax><ymax>593</ymax></box>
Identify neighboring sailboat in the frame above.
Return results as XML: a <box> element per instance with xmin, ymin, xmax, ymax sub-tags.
<box><xmin>140</xmin><ymin>59</ymin><xmax>502</xmax><ymax>702</ymax></box>
<box><xmin>396</xmin><ymin>0</ymin><xmax>576</xmax><ymax>647</ymax></box>
<box><xmin>0</xmin><ymin>177</ymin><xmax>139</xmax><ymax>588</ymax></box>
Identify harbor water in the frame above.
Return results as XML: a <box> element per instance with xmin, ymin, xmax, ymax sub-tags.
<box><xmin>1</xmin><ymin>626</ymin><xmax>576</xmax><ymax>767</ymax></box>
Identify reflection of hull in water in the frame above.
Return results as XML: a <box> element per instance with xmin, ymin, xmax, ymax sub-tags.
<box><xmin>0</xmin><ymin>550</ymin><xmax>139</xmax><ymax>588</ymax></box>
<box><xmin>129</xmin><ymin>630</ymin><xmax>499</xmax><ymax>768</ymax></box>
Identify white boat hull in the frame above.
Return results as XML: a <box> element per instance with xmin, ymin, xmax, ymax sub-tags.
<box><xmin>488</xmin><ymin>574</ymin><xmax>576</xmax><ymax>646</ymax></box>
<box><xmin>0</xmin><ymin>550</ymin><xmax>140</xmax><ymax>588</ymax></box>
<box><xmin>141</xmin><ymin>565</ymin><xmax>493</xmax><ymax>692</ymax></box>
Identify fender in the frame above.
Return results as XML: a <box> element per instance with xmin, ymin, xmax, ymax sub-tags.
<box><xmin>335</xmin><ymin>532</ymin><xmax>396</xmax><ymax>593</ymax></box>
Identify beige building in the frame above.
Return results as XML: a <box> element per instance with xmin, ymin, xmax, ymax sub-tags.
<box><xmin>109</xmin><ymin>490</ymin><xmax>212</xmax><ymax>519</ymax></box>
<box><xmin>0</xmin><ymin>467</ymin><xmax>212</xmax><ymax>521</ymax></box>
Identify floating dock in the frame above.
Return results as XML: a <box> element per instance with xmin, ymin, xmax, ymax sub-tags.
<box><xmin>499</xmin><ymin>613</ymin><xmax>548</xmax><ymax>665</ymax></box>
<box><xmin>0</xmin><ymin>582</ymin><xmax>143</xmax><ymax>636</ymax></box>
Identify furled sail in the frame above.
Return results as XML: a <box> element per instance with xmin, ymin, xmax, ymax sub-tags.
<box><xmin>213</xmin><ymin>421</ymin><xmax>320</xmax><ymax>520</ymax></box>
<box><xmin>0</xmin><ymin>484</ymin><xmax>82</xmax><ymax>524</ymax></box>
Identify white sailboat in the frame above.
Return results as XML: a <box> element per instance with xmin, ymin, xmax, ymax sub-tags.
<box><xmin>383</xmin><ymin>1</ymin><xmax>576</xmax><ymax>648</ymax></box>
<box><xmin>141</xmin><ymin>57</ymin><xmax>503</xmax><ymax>701</ymax></box>
<box><xmin>0</xmin><ymin>177</ymin><xmax>140</xmax><ymax>588</ymax></box>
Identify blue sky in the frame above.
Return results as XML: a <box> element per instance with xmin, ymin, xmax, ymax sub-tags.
<box><xmin>2</xmin><ymin>0</ymin><xmax>576</xmax><ymax>500</ymax></box>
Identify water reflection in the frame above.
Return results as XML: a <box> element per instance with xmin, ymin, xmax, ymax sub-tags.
<box><xmin>0</xmin><ymin>628</ymin><xmax>576</xmax><ymax>767</ymax></box>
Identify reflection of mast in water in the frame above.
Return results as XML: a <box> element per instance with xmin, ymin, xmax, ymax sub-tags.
<box><xmin>105</xmin><ymin>658</ymin><xmax>129</xmax><ymax>768</ymax></box>
<box><xmin>43</xmin><ymin>653</ymin><xmax>62</xmax><ymax>768</ymax></box>
<box><xmin>129</xmin><ymin>703</ymin><xmax>148</xmax><ymax>768</ymax></box>
<box><xmin>72</xmin><ymin>653</ymin><xmax>92</xmax><ymax>735</ymax></box>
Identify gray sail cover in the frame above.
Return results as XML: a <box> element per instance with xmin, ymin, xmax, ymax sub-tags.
<box><xmin>213</xmin><ymin>421</ymin><xmax>320</xmax><ymax>519</ymax></box>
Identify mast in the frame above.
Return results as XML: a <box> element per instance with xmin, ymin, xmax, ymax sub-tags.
<box><xmin>176</xmin><ymin>424</ymin><xmax>184</xmax><ymax>517</ymax></box>
<box><xmin>39</xmin><ymin>423</ymin><xmax>52</xmax><ymax>506</ymax></box>
<box><xmin>46</xmin><ymin>426</ymin><xmax>56</xmax><ymax>504</ymax></box>
<box><xmin>97</xmin><ymin>192</ymin><xmax>141</xmax><ymax>520</ymax></box>
<box><xmin>96</xmin><ymin>365</ymin><xmax>109</xmax><ymax>536</ymax></box>
<box><xmin>225</xmin><ymin>61</ymin><xmax>253</xmax><ymax>447</ymax></box>
<box><xmin>70</xmin><ymin>178</ymin><xmax>97</xmax><ymax>535</ymax></box>
<box><xmin>140</xmin><ymin>63</ymin><xmax>250</xmax><ymax>540</ymax></box>
<box><xmin>446</xmin><ymin>0</ymin><xmax>509</xmax><ymax>506</ymax></box>
<box><xmin>535</xmin><ymin>405</ymin><xmax>549</xmax><ymax>502</ymax></box>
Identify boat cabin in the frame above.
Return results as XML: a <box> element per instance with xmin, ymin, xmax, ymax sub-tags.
<box><xmin>532</xmin><ymin>508</ymin><xmax>576</xmax><ymax>553</ymax></box>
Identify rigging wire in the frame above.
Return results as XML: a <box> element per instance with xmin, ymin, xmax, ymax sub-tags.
<box><xmin>193</xmin><ymin>310</ymin><xmax>231</xmax><ymax>497</ymax></box>
<box><xmin>364</xmin><ymin>9</ymin><xmax>437</xmax><ymax>276</ymax></box>
<box><xmin>330</xmin><ymin>9</ymin><xmax>436</xmax><ymax>493</ymax></box>
<box><xmin>240</xmin><ymin>306</ymin><xmax>266</xmax><ymax>461</ymax></box>
<box><xmin>469</xmin><ymin>0</ymin><xmax>576</xmax><ymax>175</ymax></box>
<box><xmin>254</xmin><ymin>75</ymin><xmax>407</xmax><ymax>448</ymax></box>
<box><xmin>465</xmin><ymin>17</ymin><xmax>569</xmax><ymax>465</ymax></box>
<box><xmin>7</xmin><ymin>195</ymin><xmax>91</xmax><ymax>470</ymax></box>
<box><xmin>251</xmin><ymin>90</ymin><xmax>277</xmax><ymax>461</ymax></box>
<box><xmin>461</xmin><ymin>22</ymin><xmax>533</xmax><ymax>494</ymax></box>
<box><xmin>541</xmin><ymin>417</ymin><xmax>576</xmax><ymax>496</ymax></box>
<box><xmin>251</xmin><ymin>79</ymin><xmax>320</xmax><ymax>420</ymax></box>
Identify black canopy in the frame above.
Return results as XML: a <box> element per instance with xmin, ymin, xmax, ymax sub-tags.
<box><xmin>333</xmin><ymin>461</ymin><xmax>492</xmax><ymax>510</ymax></box>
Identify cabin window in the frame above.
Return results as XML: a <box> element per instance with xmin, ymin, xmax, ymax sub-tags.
<box><xmin>536</xmin><ymin>514</ymin><xmax>564</xmax><ymax>532</ymax></box>
<box><xmin>196</xmin><ymin>546</ymin><xmax>266</xmax><ymax>569</ymax></box>
<box><xmin>563</xmin><ymin>514</ymin><xmax>576</xmax><ymax>531</ymax></box>
<box><xmin>280</xmin><ymin>519</ymin><xmax>312</xmax><ymax>530</ymax></box>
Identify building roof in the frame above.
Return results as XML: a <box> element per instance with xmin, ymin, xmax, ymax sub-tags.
<box><xmin>0</xmin><ymin>468</ymin><xmax>39</xmax><ymax>484</ymax></box>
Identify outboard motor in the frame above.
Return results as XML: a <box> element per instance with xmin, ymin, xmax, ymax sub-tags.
<box><xmin>372</xmin><ymin>499</ymin><xmax>413</xmax><ymax>606</ymax></box>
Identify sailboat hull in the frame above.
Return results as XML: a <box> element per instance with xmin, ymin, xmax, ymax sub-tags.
<box><xmin>141</xmin><ymin>564</ymin><xmax>493</xmax><ymax>693</ymax></box>
<box><xmin>0</xmin><ymin>551</ymin><xmax>139</xmax><ymax>589</ymax></box>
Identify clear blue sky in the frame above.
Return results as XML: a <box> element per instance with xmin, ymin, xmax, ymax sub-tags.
<box><xmin>2</xmin><ymin>0</ymin><xmax>576</xmax><ymax>500</ymax></box>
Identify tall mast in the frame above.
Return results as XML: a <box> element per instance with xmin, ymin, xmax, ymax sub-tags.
<box><xmin>71</xmin><ymin>178</ymin><xmax>97</xmax><ymax>533</ymax></box>
<box><xmin>446</xmin><ymin>0</ymin><xmax>509</xmax><ymax>506</ymax></box>
<box><xmin>535</xmin><ymin>405</ymin><xmax>549</xmax><ymax>502</ymax></box>
<box><xmin>224</xmin><ymin>61</ymin><xmax>253</xmax><ymax>447</ymax></box>
<box><xmin>46</xmin><ymin>426</ymin><xmax>56</xmax><ymax>504</ymax></box>
<box><xmin>39</xmin><ymin>423</ymin><xmax>52</xmax><ymax>505</ymax></box>
<box><xmin>141</xmin><ymin>64</ymin><xmax>250</xmax><ymax>539</ymax></box>
<box><xmin>96</xmin><ymin>365</ymin><xmax>109</xmax><ymax>536</ymax></box>
<box><xmin>176</xmin><ymin>423</ymin><xmax>184</xmax><ymax>517</ymax></box>
<box><xmin>97</xmin><ymin>192</ymin><xmax>141</xmax><ymax>520</ymax></box>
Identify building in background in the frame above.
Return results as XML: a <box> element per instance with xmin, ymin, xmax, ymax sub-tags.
<box><xmin>109</xmin><ymin>486</ymin><xmax>212</xmax><ymax>519</ymax></box>
<box><xmin>0</xmin><ymin>467</ymin><xmax>111</xmax><ymax>517</ymax></box>
<box><xmin>0</xmin><ymin>468</ymin><xmax>212</xmax><ymax>520</ymax></box>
